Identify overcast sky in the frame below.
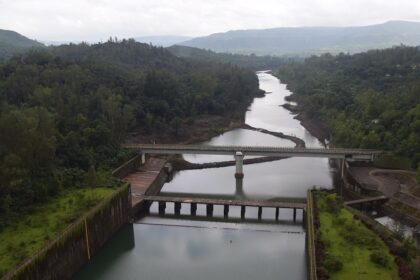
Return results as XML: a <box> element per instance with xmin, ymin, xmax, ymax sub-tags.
<box><xmin>1</xmin><ymin>0</ymin><xmax>420</xmax><ymax>42</ymax></box>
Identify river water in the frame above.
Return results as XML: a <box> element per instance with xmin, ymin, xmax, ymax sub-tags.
<box><xmin>74</xmin><ymin>72</ymin><xmax>334</xmax><ymax>280</ymax></box>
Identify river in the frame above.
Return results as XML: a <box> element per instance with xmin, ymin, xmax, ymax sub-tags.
<box><xmin>74</xmin><ymin>71</ymin><xmax>334</xmax><ymax>280</ymax></box>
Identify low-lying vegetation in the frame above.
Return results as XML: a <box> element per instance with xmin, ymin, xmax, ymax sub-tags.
<box><xmin>0</xmin><ymin>187</ymin><xmax>116</xmax><ymax>277</ymax></box>
<box><xmin>314</xmin><ymin>192</ymin><xmax>399</xmax><ymax>280</ymax></box>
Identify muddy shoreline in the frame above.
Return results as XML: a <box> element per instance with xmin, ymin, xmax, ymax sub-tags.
<box><xmin>170</xmin><ymin>156</ymin><xmax>288</xmax><ymax>171</ymax></box>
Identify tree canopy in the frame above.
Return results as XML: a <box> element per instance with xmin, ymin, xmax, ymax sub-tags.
<box><xmin>277</xmin><ymin>46</ymin><xmax>420</xmax><ymax>168</ymax></box>
<box><xmin>0</xmin><ymin>39</ymin><xmax>261</xmax><ymax>220</ymax></box>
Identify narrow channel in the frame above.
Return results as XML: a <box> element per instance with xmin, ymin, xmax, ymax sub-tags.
<box><xmin>74</xmin><ymin>71</ymin><xmax>334</xmax><ymax>280</ymax></box>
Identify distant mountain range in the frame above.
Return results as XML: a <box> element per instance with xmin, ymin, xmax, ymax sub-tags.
<box><xmin>134</xmin><ymin>35</ymin><xmax>192</xmax><ymax>47</ymax></box>
<box><xmin>0</xmin><ymin>29</ymin><xmax>44</xmax><ymax>59</ymax></box>
<box><xmin>179</xmin><ymin>21</ymin><xmax>420</xmax><ymax>56</ymax></box>
<box><xmin>2</xmin><ymin>21</ymin><xmax>420</xmax><ymax>60</ymax></box>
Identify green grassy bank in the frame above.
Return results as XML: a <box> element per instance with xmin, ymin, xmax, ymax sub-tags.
<box><xmin>316</xmin><ymin>192</ymin><xmax>399</xmax><ymax>280</ymax></box>
<box><xmin>0</xmin><ymin>187</ymin><xmax>116</xmax><ymax>277</ymax></box>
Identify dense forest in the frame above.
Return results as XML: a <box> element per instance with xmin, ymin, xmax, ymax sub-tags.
<box><xmin>0</xmin><ymin>39</ymin><xmax>261</xmax><ymax>222</ymax></box>
<box><xmin>277</xmin><ymin>46</ymin><xmax>420</xmax><ymax>168</ymax></box>
<box><xmin>167</xmin><ymin>45</ymin><xmax>291</xmax><ymax>70</ymax></box>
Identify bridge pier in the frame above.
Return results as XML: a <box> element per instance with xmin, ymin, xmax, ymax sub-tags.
<box><xmin>158</xmin><ymin>201</ymin><xmax>166</xmax><ymax>215</ymax></box>
<box><xmin>241</xmin><ymin>205</ymin><xmax>246</xmax><ymax>219</ymax></box>
<box><xmin>174</xmin><ymin>202</ymin><xmax>181</xmax><ymax>215</ymax></box>
<box><xmin>191</xmin><ymin>203</ymin><xmax>197</xmax><ymax>216</ymax></box>
<box><xmin>258</xmin><ymin>206</ymin><xmax>262</xmax><ymax>220</ymax></box>
<box><xmin>234</xmin><ymin>151</ymin><xmax>244</xmax><ymax>179</ymax></box>
<box><xmin>206</xmin><ymin>204</ymin><xmax>214</xmax><ymax>217</ymax></box>
<box><xmin>224</xmin><ymin>205</ymin><xmax>229</xmax><ymax>218</ymax></box>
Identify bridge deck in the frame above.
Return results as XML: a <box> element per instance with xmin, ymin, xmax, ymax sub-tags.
<box><xmin>123</xmin><ymin>144</ymin><xmax>380</xmax><ymax>160</ymax></box>
<box><xmin>142</xmin><ymin>195</ymin><xmax>306</xmax><ymax>209</ymax></box>
<box><xmin>344</xmin><ymin>196</ymin><xmax>388</xmax><ymax>206</ymax></box>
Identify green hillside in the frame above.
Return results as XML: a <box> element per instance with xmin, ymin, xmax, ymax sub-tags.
<box><xmin>0</xmin><ymin>29</ymin><xmax>44</xmax><ymax>59</ymax></box>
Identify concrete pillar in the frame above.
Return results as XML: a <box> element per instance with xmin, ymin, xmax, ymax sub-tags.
<box><xmin>235</xmin><ymin>178</ymin><xmax>245</xmax><ymax>199</ymax></box>
<box><xmin>206</xmin><ymin>204</ymin><xmax>214</xmax><ymax>217</ymax></box>
<box><xmin>141</xmin><ymin>153</ymin><xmax>146</xmax><ymax>165</ymax></box>
<box><xmin>191</xmin><ymin>203</ymin><xmax>197</xmax><ymax>216</ymax></box>
<box><xmin>145</xmin><ymin>202</ymin><xmax>151</xmax><ymax>214</ymax></box>
<box><xmin>174</xmin><ymin>202</ymin><xmax>181</xmax><ymax>215</ymax></box>
<box><xmin>224</xmin><ymin>205</ymin><xmax>229</xmax><ymax>218</ymax></box>
<box><xmin>158</xmin><ymin>201</ymin><xmax>166</xmax><ymax>216</ymax></box>
<box><xmin>241</xmin><ymin>205</ymin><xmax>246</xmax><ymax>219</ymax></box>
<box><xmin>258</xmin><ymin>207</ymin><xmax>262</xmax><ymax>220</ymax></box>
<box><xmin>234</xmin><ymin>151</ymin><xmax>244</xmax><ymax>179</ymax></box>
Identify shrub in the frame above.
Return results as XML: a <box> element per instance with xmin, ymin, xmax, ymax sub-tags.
<box><xmin>370</xmin><ymin>251</ymin><xmax>388</xmax><ymax>267</ymax></box>
<box><xmin>325</xmin><ymin>193</ymin><xmax>342</xmax><ymax>214</ymax></box>
<box><xmin>324</xmin><ymin>255</ymin><xmax>343</xmax><ymax>273</ymax></box>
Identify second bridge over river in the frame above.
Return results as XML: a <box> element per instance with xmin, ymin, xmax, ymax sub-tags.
<box><xmin>123</xmin><ymin>144</ymin><xmax>381</xmax><ymax>178</ymax></box>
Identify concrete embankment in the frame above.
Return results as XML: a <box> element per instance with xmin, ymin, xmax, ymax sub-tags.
<box><xmin>113</xmin><ymin>155</ymin><xmax>171</xmax><ymax>217</ymax></box>
<box><xmin>2</xmin><ymin>155</ymin><xmax>173</xmax><ymax>280</ymax></box>
<box><xmin>2</xmin><ymin>184</ymin><xmax>131</xmax><ymax>280</ymax></box>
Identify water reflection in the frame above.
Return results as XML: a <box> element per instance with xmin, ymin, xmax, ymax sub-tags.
<box><xmin>75</xmin><ymin>225</ymin><xmax>135</xmax><ymax>280</ymax></box>
<box><xmin>74</xmin><ymin>222</ymin><xmax>307</xmax><ymax>280</ymax></box>
<box><xmin>162</xmin><ymin>157</ymin><xmax>332</xmax><ymax>200</ymax></box>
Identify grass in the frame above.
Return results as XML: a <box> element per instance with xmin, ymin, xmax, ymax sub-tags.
<box><xmin>317</xmin><ymin>193</ymin><xmax>400</xmax><ymax>280</ymax></box>
<box><xmin>0</xmin><ymin>187</ymin><xmax>116</xmax><ymax>277</ymax></box>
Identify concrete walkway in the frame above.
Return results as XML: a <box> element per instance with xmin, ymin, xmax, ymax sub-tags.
<box><xmin>123</xmin><ymin>157</ymin><xmax>167</xmax><ymax>207</ymax></box>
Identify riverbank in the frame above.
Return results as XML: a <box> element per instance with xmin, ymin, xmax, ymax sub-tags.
<box><xmin>241</xmin><ymin>124</ymin><xmax>305</xmax><ymax>147</ymax></box>
<box><xmin>170</xmin><ymin>156</ymin><xmax>287</xmax><ymax>171</ymax></box>
<box><xmin>0</xmin><ymin>187</ymin><xmax>118</xmax><ymax>278</ymax></box>
<box><xmin>126</xmin><ymin>115</ymin><xmax>244</xmax><ymax>145</ymax></box>
<box><xmin>274</xmin><ymin>75</ymin><xmax>331</xmax><ymax>145</ymax></box>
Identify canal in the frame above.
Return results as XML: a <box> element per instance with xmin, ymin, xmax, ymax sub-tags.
<box><xmin>74</xmin><ymin>71</ymin><xmax>334</xmax><ymax>280</ymax></box>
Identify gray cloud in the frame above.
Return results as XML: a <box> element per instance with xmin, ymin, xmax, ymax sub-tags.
<box><xmin>1</xmin><ymin>0</ymin><xmax>420</xmax><ymax>41</ymax></box>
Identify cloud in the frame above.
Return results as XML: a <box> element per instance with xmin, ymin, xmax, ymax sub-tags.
<box><xmin>1</xmin><ymin>0</ymin><xmax>420</xmax><ymax>41</ymax></box>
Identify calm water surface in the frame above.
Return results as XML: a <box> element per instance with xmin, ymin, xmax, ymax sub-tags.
<box><xmin>74</xmin><ymin>72</ymin><xmax>333</xmax><ymax>280</ymax></box>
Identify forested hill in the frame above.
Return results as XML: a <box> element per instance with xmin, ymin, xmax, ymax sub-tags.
<box><xmin>277</xmin><ymin>46</ymin><xmax>420</xmax><ymax>168</ymax></box>
<box><xmin>0</xmin><ymin>29</ymin><xmax>44</xmax><ymax>59</ymax></box>
<box><xmin>167</xmin><ymin>45</ymin><xmax>291</xmax><ymax>70</ymax></box>
<box><xmin>180</xmin><ymin>21</ymin><xmax>420</xmax><ymax>56</ymax></box>
<box><xmin>0</xmin><ymin>39</ymin><xmax>261</xmax><ymax>217</ymax></box>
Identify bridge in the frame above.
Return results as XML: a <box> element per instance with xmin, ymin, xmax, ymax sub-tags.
<box><xmin>123</xmin><ymin>144</ymin><xmax>381</xmax><ymax>178</ymax></box>
<box><xmin>142</xmin><ymin>195</ymin><xmax>306</xmax><ymax>222</ymax></box>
